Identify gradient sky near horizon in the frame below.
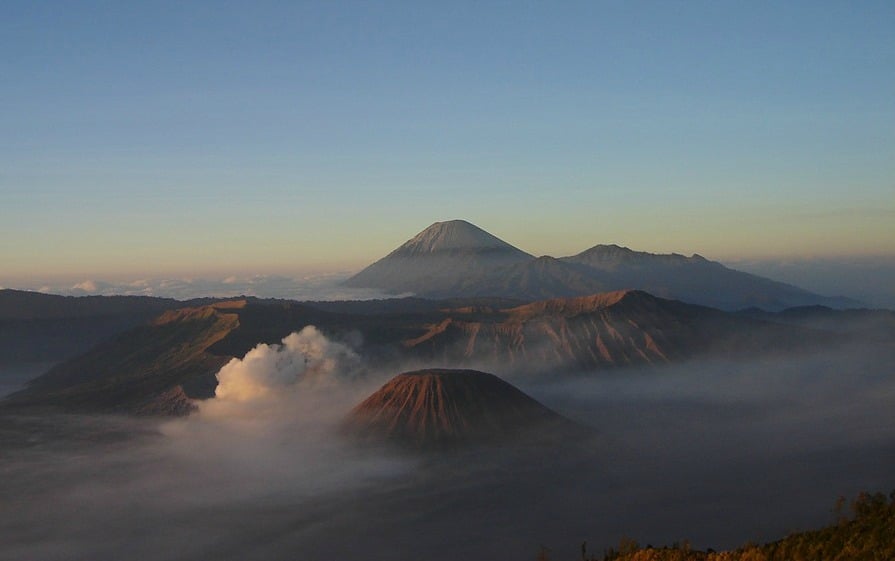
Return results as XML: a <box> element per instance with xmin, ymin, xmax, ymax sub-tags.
<box><xmin>2</xmin><ymin>1</ymin><xmax>894</xmax><ymax>283</ymax></box>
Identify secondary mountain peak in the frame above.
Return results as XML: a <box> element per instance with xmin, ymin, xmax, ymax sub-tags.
<box><xmin>568</xmin><ymin>244</ymin><xmax>704</xmax><ymax>268</ymax></box>
<box><xmin>392</xmin><ymin>220</ymin><xmax>532</xmax><ymax>257</ymax></box>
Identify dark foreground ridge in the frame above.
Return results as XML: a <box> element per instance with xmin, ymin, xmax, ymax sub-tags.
<box><xmin>562</xmin><ymin>490</ymin><xmax>895</xmax><ymax>561</ymax></box>
<box><xmin>343</xmin><ymin>368</ymin><xmax>586</xmax><ymax>450</ymax></box>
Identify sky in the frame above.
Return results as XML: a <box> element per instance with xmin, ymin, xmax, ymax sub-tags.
<box><xmin>2</xmin><ymin>1</ymin><xmax>893</xmax><ymax>284</ymax></box>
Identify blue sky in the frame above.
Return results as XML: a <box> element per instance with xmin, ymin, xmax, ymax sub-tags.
<box><xmin>2</xmin><ymin>1</ymin><xmax>893</xmax><ymax>282</ymax></box>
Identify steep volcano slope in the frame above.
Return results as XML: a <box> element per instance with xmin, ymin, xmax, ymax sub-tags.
<box><xmin>343</xmin><ymin>368</ymin><xmax>579</xmax><ymax>449</ymax></box>
<box><xmin>402</xmin><ymin>290</ymin><xmax>826</xmax><ymax>372</ymax></box>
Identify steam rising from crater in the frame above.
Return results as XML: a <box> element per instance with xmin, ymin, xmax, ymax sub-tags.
<box><xmin>213</xmin><ymin>326</ymin><xmax>361</xmax><ymax>404</ymax></box>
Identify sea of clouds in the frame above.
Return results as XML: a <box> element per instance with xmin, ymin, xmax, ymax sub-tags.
<box><xmin>2</xmin><ymin>334</ymin><xmax>894</xmax><ymax>561</ymax></box>
<box><xmin>18</xmin><ymin>273</ymin><xmax>398</xmax><ymax>301</ymax></box>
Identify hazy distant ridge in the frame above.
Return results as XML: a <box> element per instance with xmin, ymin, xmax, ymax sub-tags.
<box><xmin>344</xmin><ymin>220</ymin><xmax>858</xmax><ymax>311</ymax></box>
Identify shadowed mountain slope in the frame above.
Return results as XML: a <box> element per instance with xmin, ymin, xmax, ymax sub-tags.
<box><xmin>343</xmin><ymin>368</ymin><xmax>581</xmax><ymax>449</ymax></box>
<box><xmin>586</xmin><ymin>490</ymin><xmax>895</xmax><ymax>561</ymax></box>
<box><xmin>0</xmin><ymin>289</ymin><xmax>188</xmax><ymax>367</ymax></box>
<box><xmin>344</xmin><ymin>221</ymin><xmax>858</xmax><ymax>310</ymax></box>
<box><xmin>449</xmin><ymin>256</ymin><xmax>606</xmax><ymax>300</ymax></box>
<box><xmin>4</xmin><ymin>301</ymin><xmax>244</xmax><ymax>415</ymax></box>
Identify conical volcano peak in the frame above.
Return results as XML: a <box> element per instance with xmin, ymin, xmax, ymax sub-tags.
<box><xmin>343</xmin><ymin>368</ymin><xmax>579</xmax><ymax>450</ymax></box>
<box><xmin>343</xmin><ymin>220</ymin><xmax>533</xmax><ymax>295</ymax></box>
<box><xmin>395</xmin><ymin>220</ymin><xmax>532</xmax><ymax>257</ymax></box>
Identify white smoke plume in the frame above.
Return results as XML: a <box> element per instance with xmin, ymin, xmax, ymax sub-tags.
<box><xmin>156</xmin><ymin>325</ymin><xmax>407</xmax><ymax>505</ymax></box>
<box><xmin>213</xmin><ymin>325</ymin><xmax>362</xmax><ymax>403</ymax></box>
<box><xmin>184</xmin><ymin>325</ymin><xmax>372</xmax><ymax>435</ymax></box>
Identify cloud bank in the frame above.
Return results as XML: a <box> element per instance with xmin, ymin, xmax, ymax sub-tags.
<box><xmin>27</xmin><ymin>274</ymin><xmax>400</xmax><ymax>301</ymax></box>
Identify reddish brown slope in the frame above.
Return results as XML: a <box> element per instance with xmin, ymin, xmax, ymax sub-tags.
<box><xmin>403</xmin><ymin>290</ymin><xmax>815</xmax><ymax>372</ymax></box>
<box><xmin>344</xmin><ymin>369</ymin><xmax>578</xmax><ymax>449</ymax></box>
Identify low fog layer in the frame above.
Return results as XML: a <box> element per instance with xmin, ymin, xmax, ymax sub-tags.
<box><xmin>1</xmin><ymin>337</ymin><xmax>893</xmax><ymax>561</ymax></box>
<box><xmin>10</xmin><ymin>274</ymin><xmax>400</xmax><ymax>301</ymax></box>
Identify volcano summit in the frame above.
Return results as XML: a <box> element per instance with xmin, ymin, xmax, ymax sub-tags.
<box><xmin>342</xmin><ymin>220</ymin><xmax>533</xmax><ymax>296</ymax></box>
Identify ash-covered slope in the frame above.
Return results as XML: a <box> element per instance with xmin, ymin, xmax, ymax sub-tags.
<box><xmin>343</xmin><ymin>220</ymin><xmax>533</xmax><ymax>296</ymax></box>
<box><xmin>343</xmin><ymin>368</ymin><xmax>580</xmax><ymax>449</ymax></box>
<box><xmin>449</xmin><ymin>256</ymin><xmax>606</xmax><ymax>301</ymax></box>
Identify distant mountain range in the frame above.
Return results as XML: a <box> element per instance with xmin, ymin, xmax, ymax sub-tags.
<box><xmin>344</xmin><ymin>220</ymin><xmax>858</xmax><ymax>311</ymax></box>
<box><xmin>7</xmin><ymin>290</ymin><xmax>889</xmax><ymax>415</ymax></box>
